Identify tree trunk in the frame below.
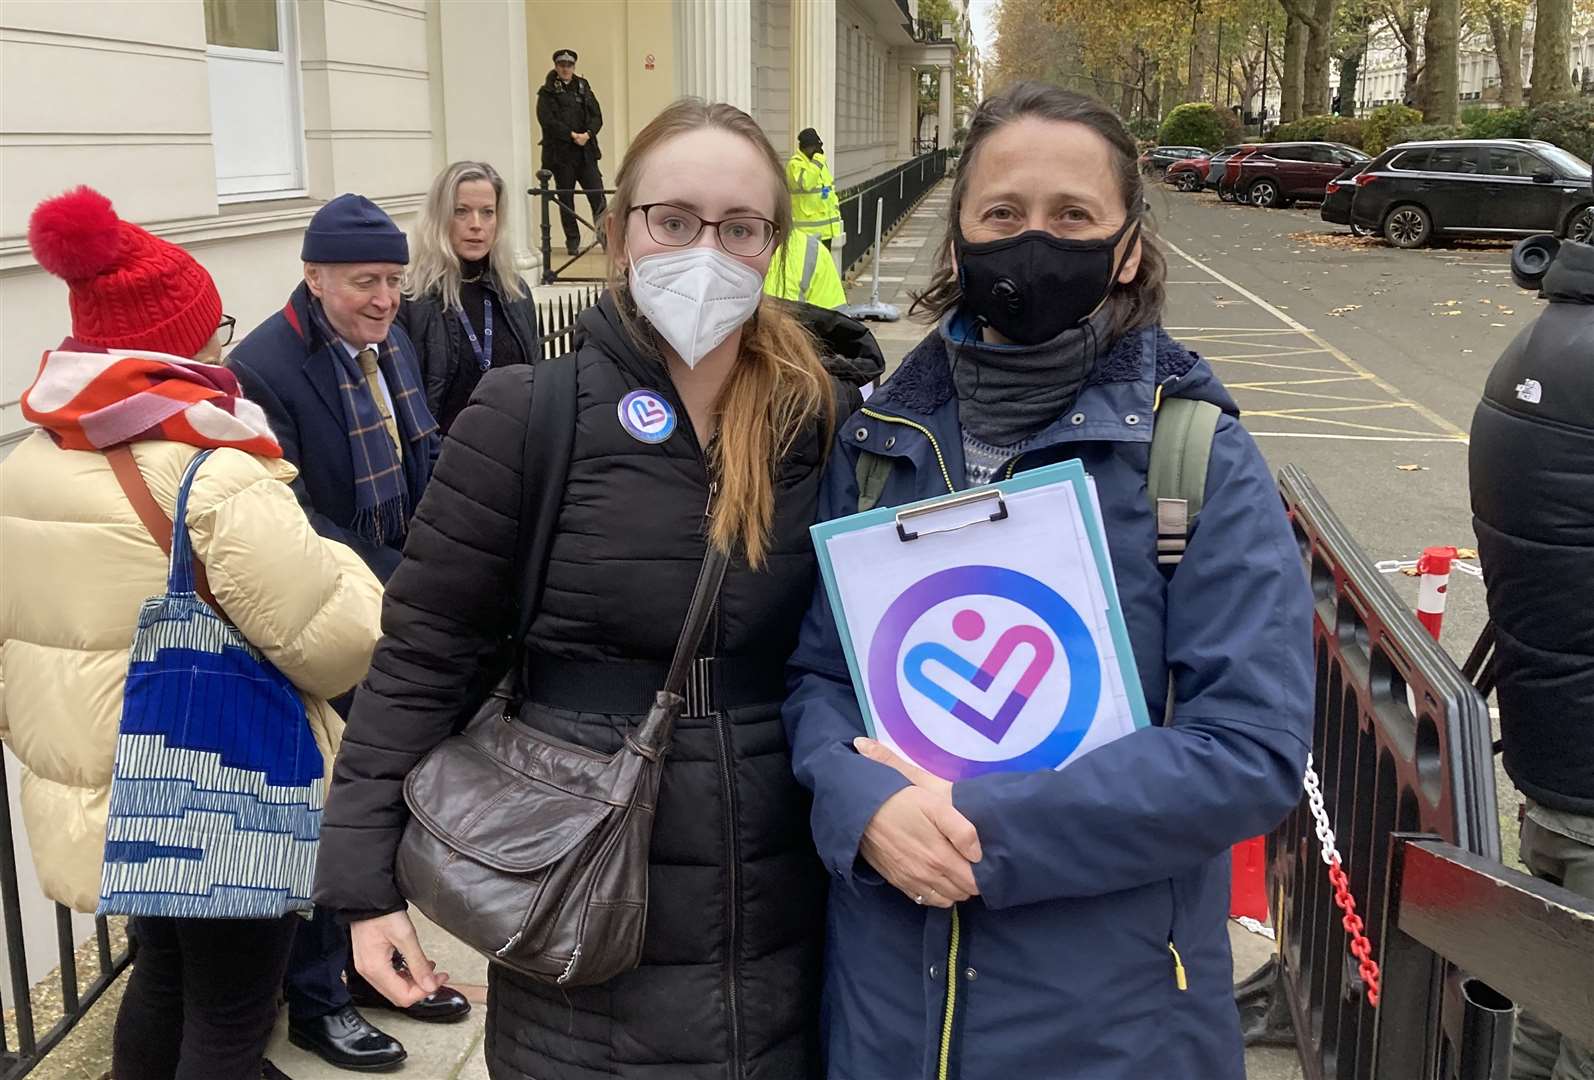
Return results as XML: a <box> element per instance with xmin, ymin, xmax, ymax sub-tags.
<box><xmin>1421</xmin><ymin>0</ymin><xmax>1459</xmax><ymax>123</ymax></box>
<box><xmin>1187</xmin><ymin>15</ymin><xmax>1211</xmax><ymax>103</ymax></box>
<box><xmin>1392</xmin><ymin>9</ymin><xmax>1422</xmax><ymax>106</ymax></box>
<box><xmin>1337</xmin><ymin>49</ymin><xmax>1363</xmax><ymax>116</ymax></box>
<box><xmin>1302</xmin><ymin>0</ymin><xmax>1340</xmax><ymax>117</ymax></box>
<box><xmin>1530</xmin><ymin>0</ymin><xmax>1575</xmax><ymax>104</ymax></box>
<box><xmin>1485</xmin><ymin>8</ymin><xmax>1525</xmax><ymax>108</ymax></box>
<box><xmin>1281</xmin><ymin>14</ymin><xmax>1308</xmax><ymax>123</ymax></box>
<box><xmin>1119</xmin><ymin>54</ymin><xmax>1139</xmax><ymax>118</ymax></box>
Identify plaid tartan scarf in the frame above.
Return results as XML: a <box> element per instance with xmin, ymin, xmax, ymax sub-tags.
<box><xmin>306</xmin><ymin>298</ymin><xmax>438</xmax><ymax>546</ymax></box>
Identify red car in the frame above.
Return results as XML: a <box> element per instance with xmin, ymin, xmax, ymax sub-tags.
<box><xmin>1232</xmin><ymin>142</ymin><xmax>1371</xmax><ymax>208</ymax></box>
<box><xmin>1164</xmin><ymin>155</ymin><xmax>1211</xmax><ymax>191</ymax></box>
<box><xmin>1218</xmin><ymin>145</ymin><xmax>1262</xmax><ymax>201</ymax></box>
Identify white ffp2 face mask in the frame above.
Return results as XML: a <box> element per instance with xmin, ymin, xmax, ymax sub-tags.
<box><xmin>628</xmin><ymin>248</ymin><xmax>765</xmax><ymax>369</ymax></box>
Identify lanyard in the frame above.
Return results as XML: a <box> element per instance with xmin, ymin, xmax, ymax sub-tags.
<box><xmin>455</xmin><ymin>296</ymin><xmax>493</xmax><ymax>372</ymax></box>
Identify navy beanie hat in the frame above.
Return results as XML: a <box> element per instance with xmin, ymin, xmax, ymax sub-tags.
<box><xmin>301</xmin><ymin>193</ymin><xmax>409</xmax><ymax>264</ymax></box>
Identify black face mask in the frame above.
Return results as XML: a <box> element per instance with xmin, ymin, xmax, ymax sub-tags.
<box><xmin>956</xmin><ymin>216</ymin><xmax>1141</xmax><ymax>345</ymax></box>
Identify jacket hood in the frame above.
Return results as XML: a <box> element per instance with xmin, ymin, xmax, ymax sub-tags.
<box><xmin>1543</xmin><ymin>239</ymin><xmax>1594</xmax><ymax>304</ymax></box>
<box><xmin>871</xmin><ymin>321</ymin><xmax>1239</xmax><ymax>422</ymax></box>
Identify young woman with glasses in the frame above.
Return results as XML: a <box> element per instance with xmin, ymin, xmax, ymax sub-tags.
<box><xmin>314</xmin><ymin>99</ymin><xmax>847</xmax><ymax>1080</ymax></box>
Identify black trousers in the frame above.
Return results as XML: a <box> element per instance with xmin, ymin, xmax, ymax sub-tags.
<box><xmin>549</xmin><ymin>157</ymin><xmax>607</xmax><ymax>247</ymax></box>
<box><xmin>283</xmin><ymin>903</ymin><xmax>353</xmax><ymax>1021</ymax></box>
<box><xmin>113</xmin><ymin>914</ymin><xmax>299</xmax><ymax>1080</ymax></box>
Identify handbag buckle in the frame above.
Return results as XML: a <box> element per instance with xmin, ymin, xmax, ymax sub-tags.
<box><xmin>682</xmin><ymin>656</ymin><xmax>716</xmax><ymax>718</ymax></box>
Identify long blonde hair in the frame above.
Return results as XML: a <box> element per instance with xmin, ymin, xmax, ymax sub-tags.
<box><xmin>605</xmin><ymin>98</ymin><xmax>834</xmax><ymax>569</ymax></box>
<box><xmin>408</xmin><ymin>160</ymin><xmax>528</xmax><ymax>311</ymax></box>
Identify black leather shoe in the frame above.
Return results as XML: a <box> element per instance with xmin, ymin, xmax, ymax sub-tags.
<box><xmin>287</xmin><ymin>1005</ymin><xmax>406</xmax><ymax>1072</ymax></box>
<box><xmin>348</xmin><ymin>970</ymin><xmax>472</xmax><ymax>1024</ymax></box>
<box><xmin>262</xmin><ymin>1060</ymin><xmax>293</xmax><ymax>1080</ymax></box>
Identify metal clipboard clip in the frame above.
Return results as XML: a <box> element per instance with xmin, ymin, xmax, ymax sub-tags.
<box><xmin>895</xmin><ymin>488</ymin><xmax>1009</xmax><ymax>542</ymax></box>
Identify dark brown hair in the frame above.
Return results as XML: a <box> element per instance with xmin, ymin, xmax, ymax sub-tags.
<box><xmin>911</xmin><ymin>81</ymin><xmax>1167</xmax><ymax>340</ymax></box>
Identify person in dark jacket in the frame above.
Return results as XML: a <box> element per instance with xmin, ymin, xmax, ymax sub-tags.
<box><xmin>538</xmin><ymin>49</ymin><xmax>607</xmax><ymax>257</ymax></box>
<box><xmin>1470</xmin><ymin>234</ymin><xmax>1594</xmax><ymax>1080</ymax></box>
<box><xmin>399</xmin><ymin>160</ymin><xmax>541</xmax><ymax>434</ymax></box>
<box><xmin>315</xmin><ymin>98</ymin><xmax>846</xmax><ymax>1080</ymax></box>
<box><xmin>782</xmin><ymin>82</ymin><xmax>1314</xmax><ymax>1080</ymax></box>
<box><xmin>228</xmin><ymin>194</ymin><xmax>466</xmax><ymax>1072</ymax></box>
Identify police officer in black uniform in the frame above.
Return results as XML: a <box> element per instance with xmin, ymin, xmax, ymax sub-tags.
<box><xmin>537</xmin><ymin>48</ymin><xmax>607</xmax><ymax>257</ymax></box>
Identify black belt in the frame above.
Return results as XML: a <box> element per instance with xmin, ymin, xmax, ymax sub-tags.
<box><xmin>522</xmin><ymin>653</ymin><xmax>787</xmax><ymax>718</ymax></box>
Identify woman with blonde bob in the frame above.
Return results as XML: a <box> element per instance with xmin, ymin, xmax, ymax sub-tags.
<box><xmin>315</xmin><ymin>99</ymin><xmax>845</xmax><ymax>1079</ymax></box>
<box><xmin>400</xmin><ymin>160</ymin><xmax>540</xmax><ymax>434</ymax></box>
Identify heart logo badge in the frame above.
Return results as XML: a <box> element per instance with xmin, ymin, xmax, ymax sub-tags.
<box><xmin>617</xmin><ymin>390</ymin><xmax>676</xmax><ymax>444</ymax></box>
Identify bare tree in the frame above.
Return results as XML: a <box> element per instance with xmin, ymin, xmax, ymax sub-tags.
<box><xmin>1483</xmin><ymin>2</ymin><xmax>1525</xmax><ymax>107</ymax></box>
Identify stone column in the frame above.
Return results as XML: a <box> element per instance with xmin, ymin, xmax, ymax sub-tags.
<box><xmin>675</xmin><ymin>0</ymin><xmax>752</xmax><ymax>111</ymax></box>
<box><xmin>436</xmin><ymin>0</ymin><xmax>537</xmax><ymax>271</ymax></box>
<box><xmin>789</xmin><ymin>0</ymin><xmax>836</xmax><ymax>153</ymax></box>
<box><xmin>938</xmin><ymin>62</ymin><xmax>954</xmax><ymax>149</ymax></box>
<box><xmin>897</xmin><ymin>63</ymin><xmax>916</xmax><ymax>156</ymax></box>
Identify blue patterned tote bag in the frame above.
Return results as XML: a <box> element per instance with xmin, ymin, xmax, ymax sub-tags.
<box><xmin>97</xmin><ymin>449</ymin><xmax>324</xmax><ymax>919</ymax></box>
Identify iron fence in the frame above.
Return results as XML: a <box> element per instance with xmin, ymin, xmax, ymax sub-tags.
<box><xmin>1</xmin><ymin>750</ymin><xmax>131</xmax><ymax>1079</ymax></box>
<box><xmin>534</xmin><ymin>285</ymin><xmax>601</xmax><ymax>360</ymax></box>
<box><xmin>837</xmin><ymin>148</ymin><xmax>949</xmax><ymax>277</ymax></box>
<box><xmin>530</xmin><ymin>170</ymin><xmax>616</xmax><ymax>285</ymax></box>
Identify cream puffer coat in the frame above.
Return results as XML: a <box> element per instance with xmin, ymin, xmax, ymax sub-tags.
<box><xmin>0</xmin><ymin>434</ymin><xmax>383</xmax><ymax>913</ymax></box>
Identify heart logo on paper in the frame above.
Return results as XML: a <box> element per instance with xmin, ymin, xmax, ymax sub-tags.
<box><xmin>867</xmin><ymin>565</ymin><xmax>1103</xmax><ymax>780</ymax></box>
<box><xmin>903</xmin><ymin>613</ymin><xmax>1056</xmax><ymax>743</ymax></box>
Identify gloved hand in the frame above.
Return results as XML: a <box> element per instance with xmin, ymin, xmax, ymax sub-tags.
<box><xmin>820</xmin><ymin>185</ymin><xmax>832</xmax><ymax>200</ymax></box>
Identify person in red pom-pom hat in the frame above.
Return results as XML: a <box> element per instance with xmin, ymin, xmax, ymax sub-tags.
<box><xmin>2</xmin><ymin>188</ymin><xmax>384</xmax><ymax>1080</ymax></box>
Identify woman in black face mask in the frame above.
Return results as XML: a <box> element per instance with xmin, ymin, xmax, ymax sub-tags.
<box><xmin>783</xmin><ymin>83</ymin><xmax>1314</xmax><ymax>1079</ymax></box>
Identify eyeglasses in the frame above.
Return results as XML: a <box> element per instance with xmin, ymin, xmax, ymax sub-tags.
<box><xmin>217</xmin><ymin>314</ymin><xmax>236</xmax><ymax>347</ymax></box>
<box><xmin>631</xmin><ymin>203</ymin><xmax>777</xmax><ymax>258</ymax></box>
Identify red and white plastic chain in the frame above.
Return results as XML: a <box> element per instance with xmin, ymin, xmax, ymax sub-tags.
<box><xmin>1302</xmin><ymin>754</ymin><xmax>1383</xmax><ymax>1007</ymax></box>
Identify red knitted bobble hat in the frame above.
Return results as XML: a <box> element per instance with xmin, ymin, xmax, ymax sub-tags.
<box><xmin>27</xmin><ymin>186</ymin><xmax>223</xmax><ymax>358</ymax></box>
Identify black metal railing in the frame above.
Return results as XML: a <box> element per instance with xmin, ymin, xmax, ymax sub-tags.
<box><xmin>905</xmin><ymin>16</ymin><xmax>954</xmax><ymax>44</ymax></box>
<box><xmin>531</xmin><ymin>170</ymin><xmax>617</xmax><ymax>285</ymax></box>
<box><xmin>2</xmin><ymin>750</ymin><xmax>131</xmax><ymax>1079</ymax></box>
<box><xmin>1236</xmin><ymin>465</ymin><xmax>1504</xmax><ymax>1080</ymax></box>
<box><xmin>837</xmin><ymin>148</ymin><xmax>949</xmax><ymax>276</ymax></box>
<box><xmin>534</xmin><ymin>284</ymin><xmax>601</xmax><ymax>360</ymax></box>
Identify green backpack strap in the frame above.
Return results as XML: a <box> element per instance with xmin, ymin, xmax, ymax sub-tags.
<box><xmin>855</xmin><ymin>450</ymin><xmax>893</xmax><ymax>513</ymax></box>
<box><xmin>1148</xmin><ymin>395</ymin><xmax>1222</xmax><ymax>568</ymax></box>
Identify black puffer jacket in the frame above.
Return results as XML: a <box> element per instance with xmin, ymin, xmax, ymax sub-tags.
<box><xmin>396</xmin><ymin>272</ymin><xmax>540</xmax><ymax>434</ymax></box>
<box><xmin>316</xmin><ymin>294</ymin><xmax>831</xmax><ymax>1079</ymax></box>
<box><xmin>1470</xmin><ymin>240</ymin><xmax>1594</xmax><ymax>814</ymax></box>
<box><xmin>537</xmin><ymin>72</ymin><xmax>603</xmax><ymax>170</ymax></box>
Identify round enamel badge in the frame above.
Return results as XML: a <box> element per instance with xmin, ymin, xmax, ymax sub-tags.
<box><xmin>617</xmin><ymin>389</ymin><xmax>676</xmax><ymax>444</ymax></box>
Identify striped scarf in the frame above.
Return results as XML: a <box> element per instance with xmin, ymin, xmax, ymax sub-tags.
<box><xmin>21</xmin><ymin>344</ymin><xmax>282</xmax><ymax>457</ymax></box>
<box><xmin>305</xmin><ymin>299</ymin><xmax>438</xmax><ymax>546</ymax></box>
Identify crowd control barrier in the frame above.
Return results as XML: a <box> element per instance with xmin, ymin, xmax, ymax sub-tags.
<box><xmin>1242</xmin><ymin>465</ymin><xmax>1500</xmax><ymax>1079</ymax></box>
<box><xmin>1</xmin><ymin>750</ymin><xmax>130</xmax><ymax>1079</ymax></box>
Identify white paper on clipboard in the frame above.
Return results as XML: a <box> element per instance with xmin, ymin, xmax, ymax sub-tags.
<box><xmin>810</xmin><ymin>460</ymin><xmax>1149</xmax><ymax>782</ymax></box>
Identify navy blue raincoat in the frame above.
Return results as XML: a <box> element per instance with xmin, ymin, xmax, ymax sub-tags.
<box><xmin>783</xmin><ymin>321</ymin><xmax>1314</xmax><ymax>1080</ymax></box>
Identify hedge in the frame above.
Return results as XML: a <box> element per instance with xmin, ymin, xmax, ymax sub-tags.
<box><xmin>1158</xmin><ymin>103</ymin><xmax>1227</xmax><ymax>151</ymax></box>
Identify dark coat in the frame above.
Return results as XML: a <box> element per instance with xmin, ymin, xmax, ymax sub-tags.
<box><xmin>537</xmin><ymin>72</ymin><xmax>603</xmax><ymax>170</ymax></box>
<box><xmin>396</xmin><ymin>274</ymin><xmax>541</xmax><ymax>432</ymax></box>
<box><xmin>1470</xmin><ymin>240</ymin><xmax>1594</xmax><ymax>814</ymax></box>
<box><xmin>227</xmin><ymin>282</ymin><xmax>435</xmax><ymax>583</ymax></box>
<box><xmin>315</xmin><ymin>295</ymin><xmax>833</xmax><ymax>1079</ymax></box>
<box><xmin>782</xmin><ymin>322</ymin><xmax>1314</xmax><ymax>1079</ymax></box>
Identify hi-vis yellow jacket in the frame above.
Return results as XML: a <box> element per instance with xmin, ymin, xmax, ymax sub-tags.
<box><xmin>787</xmin><ymin>150</ymin><xmax>842</xmax><ymax>241</ymax></box>
<box><xmin>764</xmin><ymin>230</ymin><xmax>847</xmax><ymax>309</ymax></box>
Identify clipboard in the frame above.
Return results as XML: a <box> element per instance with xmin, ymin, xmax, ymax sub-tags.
<box><xmin>811</xmin><ymin>460</ymin><xmax>1149</xmax><ymax>781</ymax></box>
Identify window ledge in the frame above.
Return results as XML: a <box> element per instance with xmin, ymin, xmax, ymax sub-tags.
<box><xmin>0</xmin><ymin>193</ymin><xmax>423</xmax><ymax>273</ymax></box>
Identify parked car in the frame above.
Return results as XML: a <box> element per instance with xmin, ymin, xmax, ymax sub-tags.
<box><xmin>1346</xmin><ymin>139</ymin><xmax>1594</xmax><ymax>248</ymax></box>
<box><xmin>1203</xmin><ymin>145</ymin><xmax>1250</xmax><ymax>191</ymax></box>
<box><xmin>1320</xmin><ymin>161</ymin><xmax>1377</xmax><ymax>236</ymax></box>
<box><xmin>1139</xmin><ymin>145</ymin><xmax>1207</xmax><ymax>176</ymax></box>
<box><xmin>1218</xmin><ymin>146</ymin><xmax>1262</xmax><ymax>201</ymax></box>
<box><xmin>1236</xmin><ymin>142</ymin><xmax>1370</xmax><ymax>207</ymax></box>
<box><xmin>1165</xmin><ymin>154</ymin><xmax>1212</xmax><ymax>190</ymax></box>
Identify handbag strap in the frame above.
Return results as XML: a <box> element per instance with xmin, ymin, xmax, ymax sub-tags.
<box><xmin>106</xmin><ymin>444</ymin><xmax>221</xmax><ymax>612</ymax></box>
<box><xmin>663</xmin><ymin>544</ymin><xmax>730</xmax><ymax>699</ymax></box>
<box><xmin>505</xmin><ymin>354</ymin><xmax>580</xmax><ymax>695</ymax></box>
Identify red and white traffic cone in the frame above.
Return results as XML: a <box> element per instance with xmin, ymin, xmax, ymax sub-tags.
<box><xmin>1415</xmin><ymin>546</ymin><xmax>1457</xmax><ymax>640</ymax></box>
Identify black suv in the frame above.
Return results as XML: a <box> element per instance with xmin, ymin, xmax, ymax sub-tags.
<box><xmin>1139</xmin><ymin>145</ymin><xmax>1206</xmax><ymax>175</ymax></box>
<box><xmin>1344</xmin><ymin>139</ymin><xmax>1593</xmax><ymax>248</ymax></box>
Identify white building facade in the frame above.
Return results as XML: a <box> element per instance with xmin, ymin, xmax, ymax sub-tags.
<box><xmin>1354</xmin><ymin>16</ymin><xmax>1594</xmax><ymax>110</ymax></box>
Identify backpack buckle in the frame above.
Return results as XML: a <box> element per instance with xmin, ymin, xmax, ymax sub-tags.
<box><xmin>1157</xmin><ymin>498</ymin><xmax>1189</xmax><ymax>566</ymax></box>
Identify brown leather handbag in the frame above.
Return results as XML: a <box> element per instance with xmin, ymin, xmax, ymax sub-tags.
<box><xmin>394</xmin><ymin>355</ymin><xmax>730</xmax><ymax>987</ymax></box>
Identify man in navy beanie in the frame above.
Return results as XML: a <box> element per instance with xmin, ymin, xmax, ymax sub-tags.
<box><xmin>229</xmin><ymin>195</ymin><xmax>467</xmax><ymax>1071</ymax></box>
